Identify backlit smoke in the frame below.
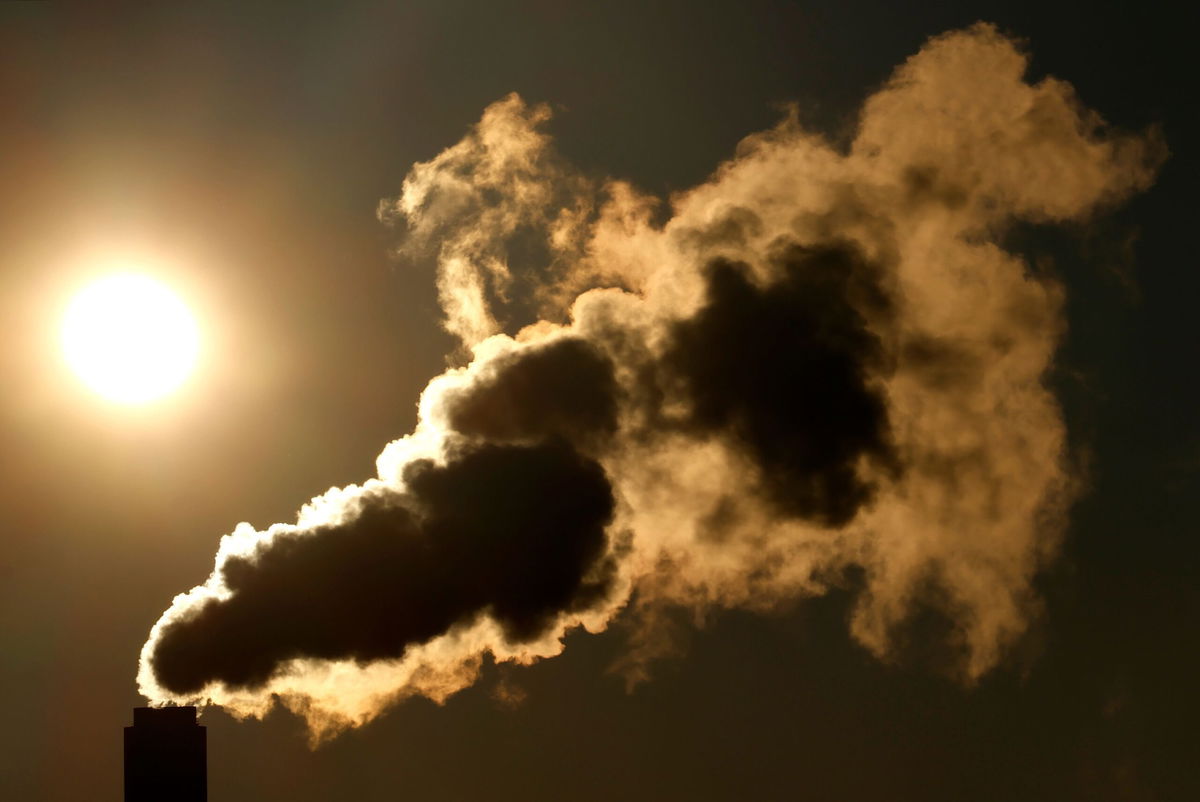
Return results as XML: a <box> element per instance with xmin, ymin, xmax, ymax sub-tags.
<box><xmin>138</xmin><ymin>24</ymin><xmax>1163</xmax><ymax>740</ymax></box>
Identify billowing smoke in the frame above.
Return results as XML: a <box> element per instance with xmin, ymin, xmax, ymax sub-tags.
<box><xmin>138</xmin><ymin>24</ymin><xmax>1163</xmax><ymax>739</ymax></box>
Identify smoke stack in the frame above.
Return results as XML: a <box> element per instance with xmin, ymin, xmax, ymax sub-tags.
<box><xmin>124</xmin><ymin>706</ymin><xmax>206</xmax><ymax>802</ymax></box>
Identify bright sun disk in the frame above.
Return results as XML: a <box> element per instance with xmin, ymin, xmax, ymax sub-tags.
<box><xmin>61</xmin><ymin>273</ymin><xmax>200</xmax><ymax>403</ymax></box>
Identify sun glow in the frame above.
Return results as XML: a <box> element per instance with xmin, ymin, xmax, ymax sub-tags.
<box><xmin>61</xmin><ymin>273</ymin><xmax>200</xmax><ymax>404</ymax></box>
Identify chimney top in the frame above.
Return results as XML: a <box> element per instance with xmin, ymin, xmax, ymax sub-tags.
<box><xmin>131</xmin><ymin>706</ymin><xmax>200</xmax><ymax>729</ymax></box>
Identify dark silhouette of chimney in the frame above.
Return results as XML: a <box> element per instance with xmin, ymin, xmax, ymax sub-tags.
<box><xmin>124</xmin><ymin>706</ymin><xmax>206</xmax><ymax>802</ymax></box>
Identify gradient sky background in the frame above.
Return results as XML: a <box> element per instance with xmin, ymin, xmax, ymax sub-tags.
<box><xmin>1</xmin><ymin>2</ymin><xmax>1197</xmax><ymax>800</ymax></box>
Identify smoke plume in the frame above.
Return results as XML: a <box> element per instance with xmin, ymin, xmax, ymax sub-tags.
<box><xmin>138</xmin><ymin>24</ymin><xmax>1163</xmax><ymax>739</ymax></box>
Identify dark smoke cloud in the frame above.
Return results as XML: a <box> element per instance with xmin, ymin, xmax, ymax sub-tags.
<box><xmin>151</xmin><ymin>441</ymin><xmax>614</xmax><ymax>695</ymax></box>
<box><xmin>661</xmin><ymin>244</ymin><xmax>895</xmax><ymax>526</ymax></box>
<box><xmin>139</xmin><ymin>24</ymin><xmax>1163</xmax><ymax>738</ymax></box>
<box><xmin>441</xmin><ymin>337</ymin><xmax>619</xmax><ymax>449</ymax></box>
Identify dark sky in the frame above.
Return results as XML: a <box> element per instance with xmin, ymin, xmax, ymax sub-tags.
<box><xmin>1</xmin><ymin>2</ymin><xmax>1197</xmax><ymax>800</ymax></box>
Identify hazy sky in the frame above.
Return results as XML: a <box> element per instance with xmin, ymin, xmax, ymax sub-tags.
<box><xmin>1</xmin><ymin>3</ymin><xmax>1196</xmax><ymax>801</ymax></box>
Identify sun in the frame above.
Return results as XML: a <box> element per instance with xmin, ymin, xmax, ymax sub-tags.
<box><xmin>61</xmin><ymin>273</ymin><xmax>200</xmax><ymax>404</ymax></box>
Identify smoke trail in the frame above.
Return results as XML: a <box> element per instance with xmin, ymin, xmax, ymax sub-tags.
<box><xmin>138</xmin><ymin>24</ymin><xmax>1163</xmax><ymax>739</ymax></box>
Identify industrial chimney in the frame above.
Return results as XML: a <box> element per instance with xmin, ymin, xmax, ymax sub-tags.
<box><xmin>124</xmin><ymin>706</ymin><xmax>206</xmax><ymax>802</ymax></box>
